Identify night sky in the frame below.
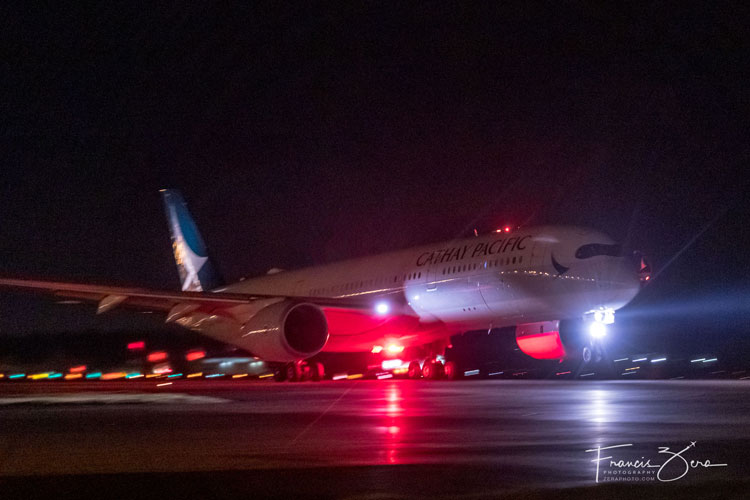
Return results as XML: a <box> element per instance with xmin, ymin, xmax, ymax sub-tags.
<box><xmin>1</xmin><ymin>4</ymin><xmax>748</xmax><ymax>357</ymax></box>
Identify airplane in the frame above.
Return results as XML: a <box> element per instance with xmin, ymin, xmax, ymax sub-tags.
<box><xmin>0</xmin><ymin>189</ymin><xmax>650</xmax><ymax>381</ymax></box>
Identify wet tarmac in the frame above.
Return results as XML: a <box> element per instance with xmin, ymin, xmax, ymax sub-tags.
<box><xmin>0</xmin><ymin>379</ymin><xmax>748</xmax><ymax>498</ymax></box>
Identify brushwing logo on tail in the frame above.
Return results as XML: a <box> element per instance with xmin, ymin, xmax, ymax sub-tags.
<box><xmin>169</xmin><ymin>205</ymin><xmax>209</xmax><ymax>291</ymax></box>
<box><xmin>161</xmin><ymin>189</ymin><xmax>223</xmax><ymax>292</ymax></box>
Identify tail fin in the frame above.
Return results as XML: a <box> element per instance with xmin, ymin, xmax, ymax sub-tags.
<box><xmin>160</xmin><ymin>189</ymin><xmax>224</xmax><ymax>291</ymax></box>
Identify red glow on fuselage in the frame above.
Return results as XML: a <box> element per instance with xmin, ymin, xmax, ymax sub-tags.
<box><xmin>516</xmin><ymin>331</ymin><xmax>566</xmax><ymax>359</ymax></box>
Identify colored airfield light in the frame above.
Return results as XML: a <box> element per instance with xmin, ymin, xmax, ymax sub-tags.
<box><xmin>0</xmin><ymin>374</ymin><xmax>4</xmax><ymax>379</ymax></box>
<box><xmin>156</xmin><ymin>382</ymin><xmax>172</xmax><ymax>387</ymax></box>
<box><xmin>258</xmin><ymin>373</ymin><xmax>274</xmax><ymax>379</ymax></box>
<box><xmin>381</xmin><ymin>359</ymin><xmax>403</xmax><ymax>371</ymax></box>
<box><xmin>147</xmin><ymin>351</ymin><xmax>167</xmax><ymax>362</ymax></box>
<box><xmin>127</xmin><ymin>341</ymin><xmax>145</xmax><ymax>350</ymax></box>
<box><xmin>346</xmin><ymin>373</ymin><xmax>364</xmax><ymax>380</ymax></box>
<box><xmin>85</xmin><ymin>372</ymin><xmax>102</xmax><ymax>379</ymax></box>
<box><xmin>9</xmin><ymin>374</ymin><xmax>25</xmax><ymax>379</ymax></box>
<box><xmin>187</xmin><ymin>372</ymin><xmax>203</xmax><ymax>378</ymax></box>
<box><xmin>691</xmin><ymin>358</ymin><xmax>706</xmax><ymax>363</ymax></box>
<box><xmin>101</xmin><ymin>372</ymin><xmax>126</xmax><ymax>380</ymax></box>
<box><xmin>47</xmin><ymin>373</ymin><xmax>63</xmax><ymax>379</ymax></box>
<box><xmin>29</xmin><ymin>372</ymin><xmax>50</xmax><ymax>380</ymax></box>
<box><xmin>185</xmin><ymin>350</ymin><xmax>206</xmax><ymax>361</ymax></box>
<box><xmin>126</xmin><ymin>373</ymin><xmax>144</xmax><ymax>379</ymax></box>
<box><xmin>332</xmin><ymin>374</ymin><xmax>347</xmax><ymax>381</ymax></box>
<box><xmin>232</xmin><ymin>373</ymin><xmax>248</xmax><ymax>379</ymax></box>
<box><xmin>703</xmin><ymin>358</ymin><xmax>718</xmax><ymax>363</ymax></box>
<box><xmin>153</xmin><ymin>365</ymin><xmax>173</xmax><ymax>374</ymax></box>
<box><xmin>371</xmin><ymin>345</ymin><xmax>384</xmax><ymax>354</ymax></box>
<box><xmin>64</xmin><ymin>373</ymin><xmax>82</xmax><ymax>380</ymax></box>
<box><xmin>167</xmin><ymin>373</ymin><xmax>183</xmax><ymax>378</ymax></box>
<box><xmin>393</xmin><ymin>367</ymin><xmax>408</xmax><ymax>375</ymax></box>
<box><xmin>69</xmin><ymin>365</ymin><xmax>87</xmax><ymax>373</ymax></box>
<box><xmin>504</xmin><ymin>226</ymin><xmax>511</xmax><ymax>233</ymax></box>
<box><xmin>386</xmin><ymin>344</ymin><xmax>404</xmax><ymax>354</ymax></box>
<box><xmin>145</xmin><ymin>374</ymin><xmax>161</xmax><ymax>378</ymax></box>
<box><xmin>205</xmin><ymin>373</ymin><xmax>224</xmax><ymax>378</ymax></box>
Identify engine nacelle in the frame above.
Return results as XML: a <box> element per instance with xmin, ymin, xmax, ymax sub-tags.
<box><xmin>516</xmin><ymin>319</ymin><xmax>603</xmax><ymax>362</ymax></box>
<box><xmin>515</xmin><ymin>320</ymin><xmax>567</xmax><ymax>360</ymax></box>
<box><xmin>239</xmin><ymin>301</ymin><xmax>329</xmax><ymax>362</ymax></box>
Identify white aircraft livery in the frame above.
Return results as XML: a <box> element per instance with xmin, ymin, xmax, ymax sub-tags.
<box><xmin>0</xmin><ymin>189</ymin><xmax>650</xmax><ymax>380</ymax></box>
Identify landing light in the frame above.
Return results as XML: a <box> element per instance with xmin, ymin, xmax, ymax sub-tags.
<box><xmin>386</xmin><ymin>344</ymin><xmax>404</xmax><ymax>354</ymax></box>
<box><xmin>592</xmin><ymin>309</ymin><xmax>615</xmax><ymax>324</ymax></box>
<box><xmin>589</xmin><ymin>322</ymin><xmax>607</xmax><ymax>339</ymax></box>
<box><xmin>375</xmin><ymin>302</ymin><xmax>390</xmax><ymax>315</ymax></box>
<box><xmin>382</xmin><ymin>359</ymin><xmax>403</xmax><ymax>371</ymax></box>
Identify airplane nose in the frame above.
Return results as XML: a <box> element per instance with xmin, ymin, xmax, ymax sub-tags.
<box><xmin>596</xmin><ymin>256</ymin><xmax>642</xmax><ymax>310</ymax></box>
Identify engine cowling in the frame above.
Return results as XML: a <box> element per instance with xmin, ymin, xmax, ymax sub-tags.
<box><xmin>239</xmin><ymin>301</ymin><xmax>329</xmax><ymax>362</ymax></box>
<box><xmin>515</xmin><ymin>320</ymin><xmax>567</xmax><ymax>360</ymax></box>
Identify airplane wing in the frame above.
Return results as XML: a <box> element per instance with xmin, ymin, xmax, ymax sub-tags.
<box><xmin>0</xmin><ymin>277</ymin><xmax>386</xmax><ymax>315</ymax></box>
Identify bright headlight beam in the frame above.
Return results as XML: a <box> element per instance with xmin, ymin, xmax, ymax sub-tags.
<box><xmin>375</xmin><ymin>302</ymin><xmax>389</xmax><ymax>315</ymax></box>
<box><xmin>589</xmin><ymin>322</ymin><xmax>606</xmax><ymax>338</ymax></box>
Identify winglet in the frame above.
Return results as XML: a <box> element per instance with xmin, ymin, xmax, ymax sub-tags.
<box><xmin>161</xmin><ymin>189</ymin><xmax>224</xmax><ymax>291</ymax></box>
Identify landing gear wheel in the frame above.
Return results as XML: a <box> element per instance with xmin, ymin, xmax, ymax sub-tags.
<box><xmin>311</xmin><ymin>361</ymin><xmax>325</xmax><ymax>381</ymax></box>
<box><xmin>422</xmin><ymin>361</ymin><xmax>444</xmax><ymax>380</ymax></box>
<box><xmin>581</xmin><ymin>346</ymin><xmax>593</xmax><ymax>365</ymax></box>
<box><xmin>273</xmin><ymin>367</ymin><xmax>287</xmax><ymax>382</ymax></box>
<box><xmin>407</xmin><ymin>361</ymin><xmax>422</xmax><ymax>379</ymax></box>
<box><xmin>299</xmin><ymin>361</ymin><xmax>311</xmax><ymax>381</ymax></box>
<box><xmin>443</xmin><ymin>361</ymin><xmax>461</xmax><ymax>380</ymax></box>
<box><xmin>285</xmin><ymin>362</ymin><xmax>303</xmax><ymax>382</ymax></box>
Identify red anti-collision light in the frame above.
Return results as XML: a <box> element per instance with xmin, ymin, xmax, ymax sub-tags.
<box><xmin>186</xmin><ymin>350</ymin><xmax>205</xmax><ymax>361</ymax></box>
<box><xmin>147</xmin><ymin>351</ymin><xmax>168</xmax><ymax>362</ymax></box>
<box><xmin>127</xmin><ymin>341</ymin><xmax>145</xmax><ymax>350</ymax></box>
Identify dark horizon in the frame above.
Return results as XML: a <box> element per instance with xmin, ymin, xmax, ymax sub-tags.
<box><xmin>2</xmin><ymin>3</ymin><xmax>749</xmax><ymax>360</ymax></box>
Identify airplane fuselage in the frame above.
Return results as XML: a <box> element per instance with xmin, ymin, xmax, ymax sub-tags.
<box><xmin>210</xmin><ymin>226</ymin><xmax>641</xmax><ymax>353</ymax></box>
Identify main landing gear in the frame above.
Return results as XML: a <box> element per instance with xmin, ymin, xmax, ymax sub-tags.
<box><xmin>407</xmin><ymin>359</ymin><xmax>454</xmax><ymax>380</ymax></box>
<box><xmin>273</xmin><ymin>360</ymin><xmax>325</xmax><ymax>382</ymax></box>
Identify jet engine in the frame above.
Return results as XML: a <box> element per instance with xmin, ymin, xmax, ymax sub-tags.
<box><xmin>515</xmin><ymin>319</ymin><xmax>601</xmax><ymax>363</ymax></box>
<box><xmin>515</xmin><ymin>320</ymin><xmax>567</xmax><ymax>360</ymax></box>
<box><xmin>239</xmin><ymin>301</ymin><xmax>329</xmax><ymax>362</ymax></box>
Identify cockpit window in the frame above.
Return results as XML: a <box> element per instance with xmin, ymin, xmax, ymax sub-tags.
<box><xmin>575</xmin><ymin>243</ymin><xmax>622</xmax><ymax>259</ymax></box>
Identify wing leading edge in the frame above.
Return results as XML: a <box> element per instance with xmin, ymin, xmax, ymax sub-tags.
<box><xmin>0</xmin><ymin>277</ymin><xmax>383</xmax><ymax>315</ymax></box>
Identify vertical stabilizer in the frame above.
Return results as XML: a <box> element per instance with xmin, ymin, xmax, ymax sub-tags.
<box><xmin>160</xmin><ymin>189</ymin><xmax>224</xmax><ymax>291</ymax></box>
